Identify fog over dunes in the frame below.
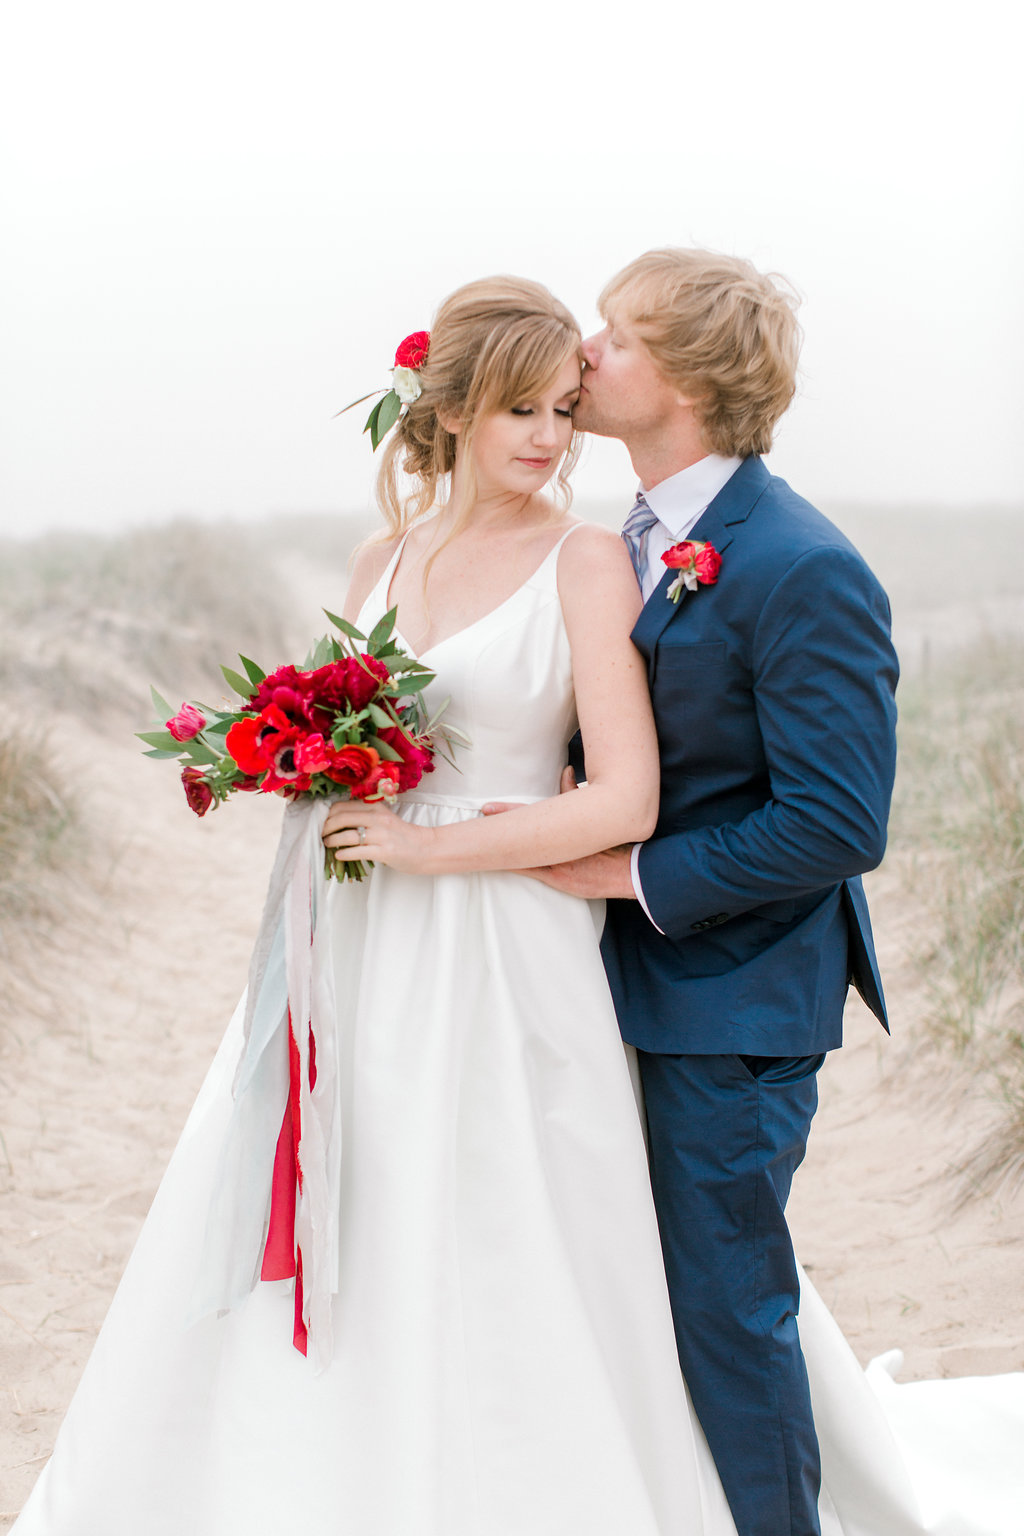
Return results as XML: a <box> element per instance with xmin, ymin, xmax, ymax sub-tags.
<box><xmin>3</xmin><ymin>0</ymin><xmax>1021</xmax><ymax>540</ymax></box>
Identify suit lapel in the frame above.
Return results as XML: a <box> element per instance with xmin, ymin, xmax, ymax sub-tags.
<box><xmin>631</xmin><ymin>456</ymin><xmax>771</xmax><ymax>670</ymax></box>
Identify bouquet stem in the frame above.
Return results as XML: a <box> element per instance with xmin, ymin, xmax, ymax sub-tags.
<box><xmin>324</xmin><ymin>846</ymin><xmax>370</xmax><ymax>883</ymax></box>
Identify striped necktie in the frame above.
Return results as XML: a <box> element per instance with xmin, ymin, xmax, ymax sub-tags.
<box><xmin>621</xmin><ymin>494</ymin><xmax>660</xmax><ymax>589</ymax></box>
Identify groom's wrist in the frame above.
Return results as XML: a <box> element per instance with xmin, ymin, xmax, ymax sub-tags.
<box><xmin>630</xmin><ymin>844</ymin><xmax>665</xmax><ymax>932</ymax></box>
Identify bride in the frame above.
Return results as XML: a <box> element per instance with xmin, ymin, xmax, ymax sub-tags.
<box><xmin>12</xmin><ymin>277</ymin><xmax>738</xmax><ymax>1535</ymax></box>
<box><xmin>11</xmin><ymin>276</ymin><xmax>1024</xmax><ymax>1536</ymax></box>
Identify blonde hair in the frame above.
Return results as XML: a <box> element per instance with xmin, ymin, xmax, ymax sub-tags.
<box><xmin>375</xmin><ymin>276</ymin><xmax>582</xmax><ymax>543</ymax></box>
<box><xmin>600</xmin><ymin>249</ymin><xmax>801</xmax><ymax>457</ymax></box>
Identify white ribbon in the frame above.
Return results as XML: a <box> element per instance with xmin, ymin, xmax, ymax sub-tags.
<box><xmin>189</xmin><ymin>798</ymin><xmax>341</xmax><ymax>1372</ymax></box>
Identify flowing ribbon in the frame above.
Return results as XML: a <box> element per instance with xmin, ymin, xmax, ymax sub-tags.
<box><xmin>188</xmin><ymin>798</ymin><xmax>341</xmax><ymax>1372</ymax></box>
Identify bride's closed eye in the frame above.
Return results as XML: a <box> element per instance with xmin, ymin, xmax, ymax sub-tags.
<box><xmin>510</xmin><ymin>402</ymin><xmax>578</xmax><ymax>419</ymax></box>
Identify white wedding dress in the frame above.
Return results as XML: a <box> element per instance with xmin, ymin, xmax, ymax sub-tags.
<box><xmin>12</xmin><ymin>529</ymin><xmax>1024</xmax><ymax>1536</ymax></box>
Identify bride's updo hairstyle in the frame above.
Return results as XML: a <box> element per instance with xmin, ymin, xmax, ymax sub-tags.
<box><xmin>375</xmin><ymin>276</ymin><xmax>583</xmax><ymax>540</ymax></box>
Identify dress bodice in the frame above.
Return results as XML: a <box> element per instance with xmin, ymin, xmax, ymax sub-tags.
<box><xmin>356</xmin><ymin>528</ymin><xmax>580</xmax><ymax>805</ymax></box>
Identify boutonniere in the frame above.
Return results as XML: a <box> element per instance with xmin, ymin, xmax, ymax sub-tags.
<box><xmin>662</xmin><ymin>540</ymin><xmax>722</xmax><ymax>603</ymax></box>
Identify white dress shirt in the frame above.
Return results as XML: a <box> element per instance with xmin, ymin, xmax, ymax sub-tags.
<box><xmin>628</xmin><ymin>454</ymin><xmax>743</xmax><ymax>924</ymax></box>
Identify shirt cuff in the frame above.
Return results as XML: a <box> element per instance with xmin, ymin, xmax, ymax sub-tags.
<box><xmin>630</xmin><ymin>844</ymin><xmax>665</xmax><ymax>934</ymax></box>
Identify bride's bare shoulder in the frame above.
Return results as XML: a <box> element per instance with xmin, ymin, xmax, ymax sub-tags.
<box><xmin>344</xmin><ymin>534</ymin><xmax>403</xmax><ymax>621</ymax></box>
<box><xmin>556</xmin><ymin>521</ymin><xmax>634</xmax><ymax>586</ymax></box>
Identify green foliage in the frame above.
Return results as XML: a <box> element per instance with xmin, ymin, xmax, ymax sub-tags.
<box><xmin>0</xmin><ymin>728</ymin><xmax>77</xmax><ymax>938</ymax></box>
<box><xmin>892</xmin><ymin>636</ymin><xmax>1024</xmax><ymax>1191</ymax></box>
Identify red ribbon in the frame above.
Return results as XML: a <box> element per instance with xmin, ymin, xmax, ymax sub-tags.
<box><xmin>260</xmin><ymin>1007</ymin><xmax>317</xmax><ymax>1355</ymax></box>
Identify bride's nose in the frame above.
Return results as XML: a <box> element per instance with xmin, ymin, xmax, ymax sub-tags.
<box><xmin>531</xmin><ymin>414</ymin><xmax>560</xmax><ymax>451</ymax></box>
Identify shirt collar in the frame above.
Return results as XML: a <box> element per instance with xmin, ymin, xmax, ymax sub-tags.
<box><xmin>641</xmin><ymin>454</ymin><xmax>744</xmax><ymax>538</ymax></box>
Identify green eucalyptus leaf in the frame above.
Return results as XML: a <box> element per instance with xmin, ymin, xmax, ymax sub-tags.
<box><xmin>368</xmin><ymin>734</ymin><xmax>403</xmax><ymax>763</ymax></box>
<box><xmin>137</xmin><ymin>729</ymin><xmax>180</xmax><ymax>750</ymax></box>
<box><xmin>421</xmin><ymin>696</ymin><xmax>453</xmax><ymax>734</ymax></box>
<box><xmin>239</xmin><ymin>654</ymin><xmax>266</xmax><ymax>686</ymax></box>
<box><xmin>143</xmin><ymin>747</ymin><xmax>184</xmax><ymax>760</ymax></box>
<box><xmin>372</xmin><ymin>389</ymin><xmax>401</xmax><ymax>448</ymax></box>
<box><xmin>221</xmin><ymin>665</ymin><xmax>254</xmax><ymax>699</ymax></box>
<box><xmin>363</xmin><ymin>396</ymin><xmax>385</xmax><ymax>443</ymax></box>
<box><xmin>367</xmin><ymin>607</ymin><xmax>397</xmax><ymax>649</ymax></box>
<box><xmin>183</xmin><ymin>740</ymin><xmax>222</xmax><ymax>766</ymax></box>
<box><xmin>149</xmin><ymin>685</ymin><xmax>176</xmax><ymax>720</ymax></box>
<box><xmin>325</xmin><ymin>610</ymin><xmax>366</xmax><ymax>643</ymax></box>
<box><xmin>337</xmin><ymin>388</ymin><xmax>384</xmax><ymax>416</ymax></box>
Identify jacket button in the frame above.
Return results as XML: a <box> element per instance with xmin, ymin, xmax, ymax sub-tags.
<box><xmin>691</xmin><ymin>912</ymin><xmax>730</xmax><ymax>931</ymax></box>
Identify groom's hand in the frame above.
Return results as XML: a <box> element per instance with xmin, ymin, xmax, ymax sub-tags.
<box><xmin>521</xmin><ymin>845</ymin><xmax>636</xmax><ymax>900</ymax></box>
<box><xmin>482</xmin><ymin>767</ymin><xmax>637</xmax><ymax>899</ymax></box>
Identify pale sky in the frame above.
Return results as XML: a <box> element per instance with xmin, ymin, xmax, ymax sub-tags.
<box><xmin>2</xmin><ymin>0</ymin><xmax>1021</xmax><ymax>538</ymax></box>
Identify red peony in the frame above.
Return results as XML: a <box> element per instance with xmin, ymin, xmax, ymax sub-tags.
<box><xmin>182</xmin><ymin>766</ymin><xmax>214</xmax><ymax>816</ymax></box>
<box><xmin>693</xmin><ymin>543</ymin><xmax>722</xmax><ymax>584</ymax></box>
<box><xmin>394</xmin><ymin>331</ymin><xmax>430</xmax><ymax>370</ymax></box>
<box><xmin>307</xmin><ymin>655</ymin><xmax>391</xmax><ymax>718</ymax></box>
<box><xmin>166</xmin><ymin>702</ymin><xmax>207</xmax><ymax>742</ymax></box>
<box><xmin>245</xmin><ymin>665</ymin><xmax>316</xmax><ymax>726</ymax></box>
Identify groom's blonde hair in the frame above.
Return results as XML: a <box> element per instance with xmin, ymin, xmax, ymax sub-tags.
<box><xmin>600</xmin><ymin>249</ymin><xmax>801</xmax><ymax>458</ymax></box>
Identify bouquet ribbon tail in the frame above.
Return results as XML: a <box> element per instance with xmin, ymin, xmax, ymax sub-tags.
<box><xmin>187</xmin><ymin>799</ymin><xmax>341</xmax><ymax>1373</ymax></box>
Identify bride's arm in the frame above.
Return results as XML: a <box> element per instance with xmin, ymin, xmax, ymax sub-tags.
<box><xmin>324</xmin><ymin>525</ymin><xmax>659</xmax><ymax>875</ymax></box>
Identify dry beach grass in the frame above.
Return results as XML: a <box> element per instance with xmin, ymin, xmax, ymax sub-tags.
<box><xmin>1</xmin><ymin>502</ymin><xmax>1022</xmax><ymax>1523</ymax></box>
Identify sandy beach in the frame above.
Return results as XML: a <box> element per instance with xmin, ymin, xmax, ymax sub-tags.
<box><xmin>1</xmin><ymin>505</ymin><xmax>1022</xmax><ymax>1523</ymax></box>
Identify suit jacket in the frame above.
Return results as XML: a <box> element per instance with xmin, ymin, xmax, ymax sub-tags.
<box><xmin>601</xmin><ymin>456</ymin><xmax>899</xmax><ymax>1056</ymax></box>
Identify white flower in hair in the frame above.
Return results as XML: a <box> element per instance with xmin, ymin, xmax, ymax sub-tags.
<box><xmin>392</xmin><ymin>366</ymin><xmax>423</xmax><ymax>405</ymax></box>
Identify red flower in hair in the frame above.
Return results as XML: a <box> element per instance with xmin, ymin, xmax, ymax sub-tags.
<box><xmin>394</xmin><ymin>331</ymin><xmax>430</xmax><ymax>370</ymax></box>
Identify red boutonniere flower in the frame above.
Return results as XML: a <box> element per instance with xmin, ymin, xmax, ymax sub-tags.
<box><xmin>662</xmin><ymin>540</ymin><xmax>722</xmax><ymax>603</ymax></box>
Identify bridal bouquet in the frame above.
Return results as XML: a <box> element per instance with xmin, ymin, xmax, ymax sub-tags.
<box><xmin>139</xmin><ymin>608</ymin><xmax>448</xmax><ymax>881</ymax></box>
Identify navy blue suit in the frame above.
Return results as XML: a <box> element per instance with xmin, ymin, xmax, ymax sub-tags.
<box><xmin>601</xmin><ymin>456</ymin><xmax>898</xmax><ymax>1536</ymax></box>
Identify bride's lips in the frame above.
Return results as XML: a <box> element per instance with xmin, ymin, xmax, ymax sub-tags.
<box><xmin>517</xmin><ymin>458</ymin><xmax>552</xmax><ymax>468</ymax></box>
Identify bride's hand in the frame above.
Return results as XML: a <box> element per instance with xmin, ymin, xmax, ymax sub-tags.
<box><xmin>322</xmin><ymin>800</ymin><xmax>437</xmax><ymax>875</ymax></box>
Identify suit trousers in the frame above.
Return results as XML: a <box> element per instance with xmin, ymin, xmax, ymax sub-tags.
<box><xmin>637</xmin><ymin>1049</ymin><xmax>825</xmax><ymax>1536</ymax></box>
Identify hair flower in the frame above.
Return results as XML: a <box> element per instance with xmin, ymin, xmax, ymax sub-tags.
<box><xmin>392</xmin><ymin>331</ymin><xmax>430</xmax><ymax>403</ymax></box>
<box><xmin>394</xmin><ymin>331</ymin><xmax>430</xmax><ymax>370</ymax></box>
<box><xmin>392</xmin><ymin>366</ymin><xmax>422</xmax><ymax>406</ymax></box>
<box><xmin>339</xmin><ymin>330</ymin><xmax>432</xmax><ymax>450</ymax></box>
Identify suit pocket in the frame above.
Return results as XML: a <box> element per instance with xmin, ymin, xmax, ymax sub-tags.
<box><xmin>652</xmin><ymin>639</ymin><xmax>729</xmax><ymax>698</ymax></box>
<box><xmin>655</xmin><ymin>639</ymin><xmax>728</xmax><ymax>665</ymax></box>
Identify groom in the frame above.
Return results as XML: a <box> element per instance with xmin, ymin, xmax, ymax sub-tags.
<box><xmin>537</xmin><ymin>251</ymin><xmax>897</xmax><ymax>1536</ymax></box>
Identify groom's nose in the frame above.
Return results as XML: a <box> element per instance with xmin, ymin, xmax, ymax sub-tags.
<box><xmin>581</xmin><ymin>332</ymin><xmax>602</xmax><ymax>369</ymax></box>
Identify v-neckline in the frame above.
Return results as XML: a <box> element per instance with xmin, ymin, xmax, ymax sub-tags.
<box><xmin>382</xmin><ymin>524</ymin><xmax>577</xmax><ymax>660</ymax></box>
